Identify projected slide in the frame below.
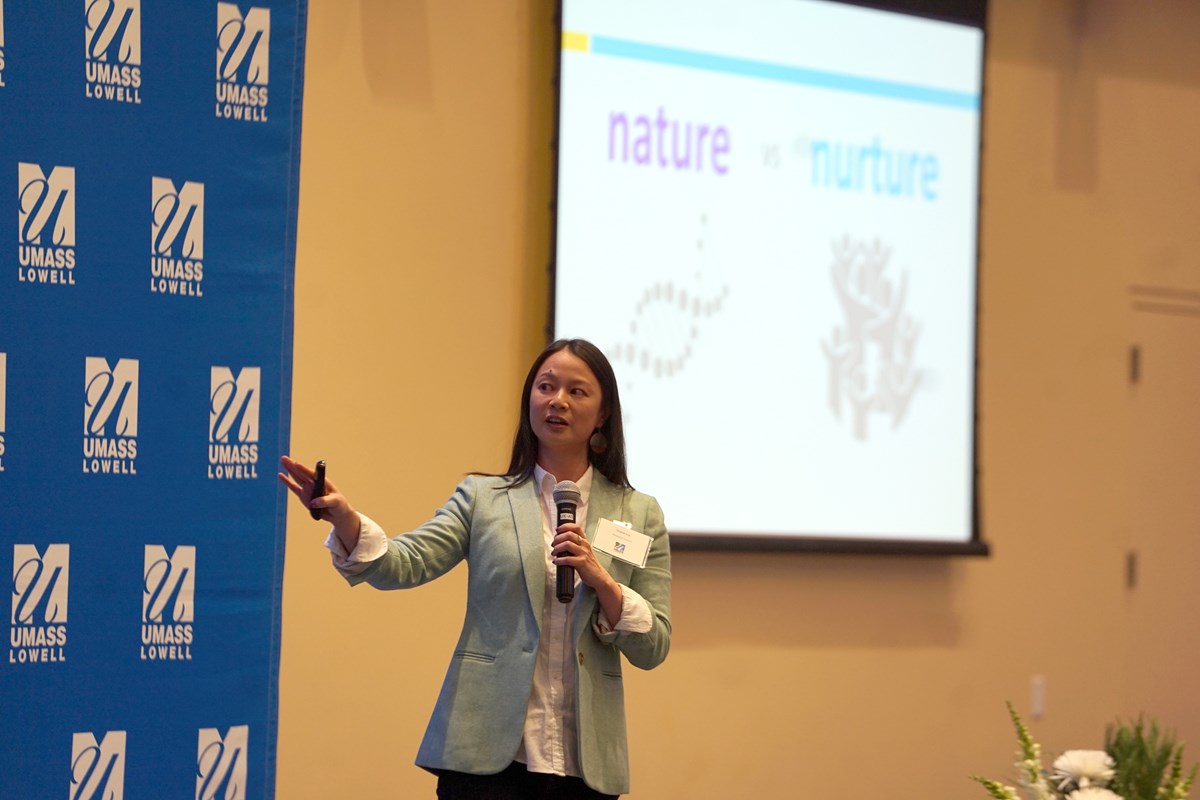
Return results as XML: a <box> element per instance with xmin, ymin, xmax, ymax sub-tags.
<box><xmin>554</xmin><ymin>0</ymin><xmax>983</xmax><ymax>546</ymax></box>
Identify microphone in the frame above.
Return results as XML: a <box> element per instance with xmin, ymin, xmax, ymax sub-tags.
<box><xmin>553</xmin><ymin>480</ymin><xmax>582</xmax><ymax>603</ymax></box>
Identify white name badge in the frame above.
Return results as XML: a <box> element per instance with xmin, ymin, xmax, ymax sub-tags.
<box><xmin>592</xmin><ymin>518</ymin><xmax>653</xmax><ymax>568</ymax></box>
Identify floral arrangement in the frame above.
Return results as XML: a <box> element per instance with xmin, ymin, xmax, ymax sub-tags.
<box><xmin>973</xmin><ymin>702</ymin><xmax>1197</xmax><ymax>800</ymax></box>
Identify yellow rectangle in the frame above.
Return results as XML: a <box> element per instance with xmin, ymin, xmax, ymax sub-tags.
<box><xmin>561</xmin><ymin>31</ymin><xmax>589</xmax><ymax>52</ymax></box>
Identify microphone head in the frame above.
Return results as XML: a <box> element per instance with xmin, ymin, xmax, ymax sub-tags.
<box><xmin>552</xmin><ymin>480</ymin><xmax>582</xmax><ymax>506</ymax></box>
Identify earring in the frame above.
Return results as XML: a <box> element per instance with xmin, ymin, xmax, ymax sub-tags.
<box><xmin>589</xmin><ymin>428</ymin><xmax>608</xmax><ymax>455</ymax></box>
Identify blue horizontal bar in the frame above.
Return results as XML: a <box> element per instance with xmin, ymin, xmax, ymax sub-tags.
<box><xmin>590</xmin><ymin>35</ymin><xmax>979</xmax><ymax>111</ymax></box>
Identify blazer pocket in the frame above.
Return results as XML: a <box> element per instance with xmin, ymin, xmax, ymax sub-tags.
<box><xmin>452</xmin><ymin>650</ymin><xmax>496</xmax><ymax>664</ymax></box>
<box><xmin>601</xmin><ymin>670</ymin><xmax>622</xmax><ymax>681</ymax></box>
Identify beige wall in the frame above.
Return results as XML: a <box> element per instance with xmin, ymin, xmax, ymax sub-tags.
<box><xmin>278</xmin><ymin>2</ymin><xmax>1200</xmax><ymax>797</ymax></box>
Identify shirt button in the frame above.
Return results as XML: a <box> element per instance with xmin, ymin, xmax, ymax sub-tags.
<box><xmin>578</xmin><ymin>652</ymin><xmax>584</xmax><ymax>666</ymax></box>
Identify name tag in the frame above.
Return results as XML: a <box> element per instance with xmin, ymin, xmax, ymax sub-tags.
<box><xmin>592</xmin><ymin>518</ymin><xmax>652</xmax><ymax>567</ymax></box>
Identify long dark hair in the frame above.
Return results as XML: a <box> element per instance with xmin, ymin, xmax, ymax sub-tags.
<box><xmin>501</xmin><ymin>338</ymin><xmax>630</xmax><ymax>489</ymax></box>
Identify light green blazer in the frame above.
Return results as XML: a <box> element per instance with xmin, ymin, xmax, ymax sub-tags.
<box><xmin>345</xmin><ymin>472</ymin><xmax>672</xmax><ymax>796</ymax></box>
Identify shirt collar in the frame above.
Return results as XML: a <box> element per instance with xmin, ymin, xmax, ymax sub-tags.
<box><xmin>534</xmin><ymin>463</ymin><xmax>593</xmax><ymax>504</ymax></box>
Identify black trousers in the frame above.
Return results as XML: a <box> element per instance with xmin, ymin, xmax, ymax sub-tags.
<box><xmin>436</xmin><ymin>761</ymin><xmax>619</xmax><ymax>800</ymax></box>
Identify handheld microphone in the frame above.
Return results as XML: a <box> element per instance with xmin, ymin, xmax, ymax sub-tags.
<box><xmin>553</xmin><ymin>480</ymin><xmax>582</xmax><ymax>603</ymax></box>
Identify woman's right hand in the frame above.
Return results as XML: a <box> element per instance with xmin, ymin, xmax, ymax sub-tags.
<box><xmin>278</xmin><ymin>455</ymin><xmax>362</xmax><ymax>552</ymax></box>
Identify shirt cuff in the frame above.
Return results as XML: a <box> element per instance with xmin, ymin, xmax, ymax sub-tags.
<box><xmin>595</xmin><ymin>583</ymin><xmax>653</xmax><ymax>635</ymax></box>
<box><xmin>325</xmin><ymin>513</ymin><xmax>388</xmax><ymax>577</ymax></box>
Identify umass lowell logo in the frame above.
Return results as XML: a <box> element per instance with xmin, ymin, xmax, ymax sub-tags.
<box><xmin>0</xmin><ymin>352</ymin><xmax>6</xmax><ymax>473</ymax></box>
<box><xmin>216</xmin><ymin>3</ymin><xmax>270</xmax><ymax>123</ymax></box>
<box><xmin>10</xmin><ymin>544</ymin><xmax>69</xmax><ymax>665</ymax></box>
<box><xmin>209</xmin><ymin>366</ymin><xmax>259</xmax><ymax>479</ymax></box>
<box><xmin>18</xmin><ymin>163</ymin><xmax>77</xmax><ymax>286</ymax></box>
<box><xmin>70</xmin><ymin>730</ymin><xmax>126</xmax><ymax>800</ymax></box>
<box><xmin>151</xmin><ymin>177</ymin><xmax>204</xmax><ymax>297</ymax></box>
<box><xmin>141</xmin><ymin>545</ymin><xmax>194</xmax><ymax>661</ymax></box>
<box><xmin>84</xmin><ymin>0</ymin><xmax>142</xmax><ymax>104</ymax></box>
<box><xmin>197</xmin><ymin>725</ymin><xmax>249</xmax><ymax>800</ymax></box>
<box><xmin>0</xmin><ymin>0</ymin><xmax>7</xmax><ymax>88</ymax></box>
<box><xmin>83</xmin><ymin>356</ymin><xmax>138</xmax><ymax>475</ymax></box>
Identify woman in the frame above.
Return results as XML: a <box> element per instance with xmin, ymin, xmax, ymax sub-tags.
<box><xmin>279</xmin><ymin>339</ymin><xmax>672</xmax><ymax>799</ymax></box>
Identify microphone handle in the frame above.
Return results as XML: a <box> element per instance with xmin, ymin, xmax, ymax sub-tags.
<box><xmin>556</xmin><ymin>501</ymin><xmax>576</xmax><ymax>603</ymax></box>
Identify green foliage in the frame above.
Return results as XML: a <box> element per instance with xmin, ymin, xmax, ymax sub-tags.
<box><xmin>975</xmin><ymin>706</ymin><xmax>1196</xmax><ymax>800</ymax></box>
<box><xmin>971</xmin><ymin>775</ymin><xmax>1019</xmax><ymax>800</ymax></box>
<box><xmin>1009</xmin><ymin>701</ymin><xmax>1040</xmax><ymax>765</ymax></box>
<box><xmin>1105</xmin><ymin>717</ymin><xmax>1198</xmax><ymax>800</ymax></box>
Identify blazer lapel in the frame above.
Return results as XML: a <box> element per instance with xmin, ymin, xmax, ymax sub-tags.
<box><xmin>507</xmin><ymin>478</ymin><xmax>546</xmax><ymax>636</ymax></box>
<box><xmin>575</xmin><ymin>474</ymin><xmax>623</xmax><ymax>628</ymax></box>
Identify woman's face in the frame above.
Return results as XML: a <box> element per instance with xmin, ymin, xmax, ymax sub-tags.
<box><xmin>529</xmin><ymin>349</ymin><xmax>607</xmax><ymax>459</ymax></box>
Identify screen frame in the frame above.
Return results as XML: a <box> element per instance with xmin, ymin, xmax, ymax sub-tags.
<box><xmin>547</xmin><ymin>0</ymin><xmax>991</xmax><ymax>557</ymax></box>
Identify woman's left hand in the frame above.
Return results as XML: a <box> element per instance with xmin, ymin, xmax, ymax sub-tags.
<box><xmin>551</xmin><ymin>524</ymin><xmax>610</xmax><ymax>590</ymax></box>
<box><xmin>552</xmin><ymin>523</ymin><xmax>624</xmax><ymax>624</ymax></box>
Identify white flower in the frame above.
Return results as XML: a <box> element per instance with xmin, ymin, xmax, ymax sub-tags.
<box><xmin>1067</xmin><ymin>789</ymin><xmax>1122</xmax><ymax>800</ymax></box>
<box><xmin>1053</xmin><ymin>750</ymin><xmax>1116</xmax><ymax>790</ymax></box>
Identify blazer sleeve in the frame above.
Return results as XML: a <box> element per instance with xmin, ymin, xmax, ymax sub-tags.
<box><xmin>595</xmin><ymin>494</ymin><xmax>672</xmax><ymax>671</ymax></box>
<box><xmin>343</xmin><ymin>476</ymin><xmax>477</xmax><ymax>590</ymax></box>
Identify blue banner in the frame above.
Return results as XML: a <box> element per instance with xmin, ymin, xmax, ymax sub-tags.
<box><xmin>0</xmin><ymin>2</ymin><xmax>306</xmax><ymax>797</ymax></box>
